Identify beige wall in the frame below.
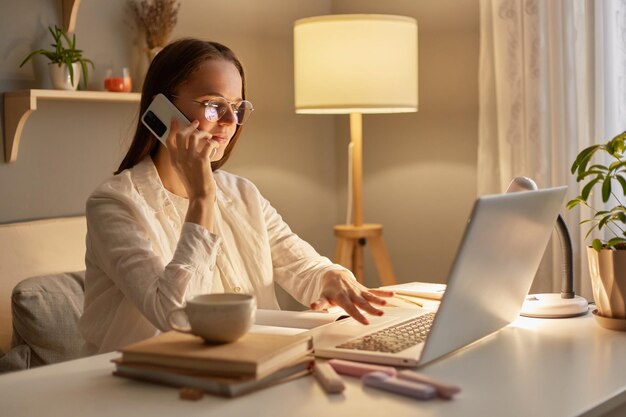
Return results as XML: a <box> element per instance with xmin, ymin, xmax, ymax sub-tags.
<box><xmin>0</xmin><ymin>0</ymin><xmax>479</xmax><ymax>305</ymax></box>
<box><xmin>331</xmin><ymin>0</ymin><xmax>479</xmax><ymax>287</ymax></box>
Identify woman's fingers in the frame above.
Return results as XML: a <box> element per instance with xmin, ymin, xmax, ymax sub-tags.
<box><xmin>208</xmin><ymin>140</ymin><xmax>219</xmax><ymax>160</ymax></box>
<box><xmin>334</xmin><ymin>292</ymin><xmax>369</xmax><ymax>325</ymax></box>
<box><xmin>362</xmin><ymin>290</ymin><xmax>390</xmax><ymax>306</ymax></box>
<box><xmin>199</xmin><ymin>139</ymin><xmax>219</xmax><ymax>161</ymax></box>
<box><xmin>310</xmin><ymin>296</ymin><xmax>332</xmax><ymax>312</ymax></box>
<box><xmin>350</xmin><ymin>292</ymin><xmax>384</xmax><ymax>318</ymax></box>
<box><xmin>170</xmin><ymin>120</ymin><xmax>214</xmax><ymax>166</ymax></box>
<box><xmin>169</xmin><ymin>119</ymin><xmax>195</xmax><ymax>148</ymax></box>
<box><xmin>165</xmin><ymin>118</ymin><xmax>179</xmax><ymax>149</ymax></box>
<box><xmin>314</xmin><ymin>270</ymin><xmax>399</xmax><ymax>325</ymax></box>
<box><xmin>177</xmin><ymin>118</ymin><xmax>200</xmax><ymax>137</ymax></box>
<box><xmin>370</xmin><ymin>288</ymin><xmax>395</xmax><ymax>298</ymax></box>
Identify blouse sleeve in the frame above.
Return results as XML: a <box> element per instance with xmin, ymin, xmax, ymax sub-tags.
<box><xmin>257</xmin><ymin>189</ymin><xmax>351</xmax><ymax>306</ymax></box>
<box><xmin>85</xmin><ymin>192</ymin><xmax>221</xmax><ymax>331</ymax></box>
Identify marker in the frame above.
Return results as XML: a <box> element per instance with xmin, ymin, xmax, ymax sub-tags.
<box><xmin>328</xmin><ymin>359</ymin><xmax>396</xmax><ymax>378</ymax></box>
<box><xmin>397</xmin><ymin>370</ymin><xmax>461</xmax><ymax>399</ymax></box>
<box><xmin>362</xmin><ymin>372</ymin><xmax>437</xmax><ymax>400</ymax></box>
<box><xmin>314</xmin><ymin>362</ymin><xmax>345</xmax><ymax>394</ymax></box>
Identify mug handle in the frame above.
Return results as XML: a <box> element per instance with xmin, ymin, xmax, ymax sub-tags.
<box><xmin>167</xmin><ymin>307</ymin><xmax>192</xmax><ymax>334</ymax></box>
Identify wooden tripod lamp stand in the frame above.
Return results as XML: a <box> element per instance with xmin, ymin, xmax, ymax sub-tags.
<box><xmin>294</xmin><ymin>14</ymin><xmax>418</xmax><ymax>285</ymax></box>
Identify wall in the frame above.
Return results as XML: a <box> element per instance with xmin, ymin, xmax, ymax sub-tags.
<box><xmin>331</xmin><ymin>0</ymin><xmax>480</xmax><ymax>287</ymax></box>
<box><xmin>0</xmin><ymin>0</ymin><xmax>137</xmax><ymax>219</ymax></box>
<box><xmin>0</xmin><ymin>1</ymin><xmax>480</xmax><ymax>304</ymax></box>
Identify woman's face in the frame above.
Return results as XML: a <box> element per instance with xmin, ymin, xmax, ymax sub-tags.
<box><xmin>173</xmin><ymin>59</ymin><xmax>243</xmax><ymax>161</ymax></box>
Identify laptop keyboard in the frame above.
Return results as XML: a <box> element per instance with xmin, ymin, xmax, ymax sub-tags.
<box><xmin>336</xmin><ymin>313</ymin><xmax>436</xmax><ymax>353</ymax></box>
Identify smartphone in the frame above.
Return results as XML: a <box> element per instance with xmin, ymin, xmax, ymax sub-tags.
<box><xmin>141</xmin><ymin>93</ymin><xmax>192</xmax><ymax>146</ymax></box>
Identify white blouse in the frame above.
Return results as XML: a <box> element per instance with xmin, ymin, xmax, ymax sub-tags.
<box><xmin>79</xmin><ymin>157</ymin><xmax>346</xmax><ymax>353</ymax></box>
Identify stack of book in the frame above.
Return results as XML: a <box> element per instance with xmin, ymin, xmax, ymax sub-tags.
<box><xmin>113</xmin><ymin>331</ymin><xmax>314</xmax><ymax>397</ymax></box>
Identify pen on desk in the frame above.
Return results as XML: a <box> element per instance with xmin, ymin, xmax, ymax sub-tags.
<box><xmin>397</xmin><ymin>370</ymin><xmax>461</xmax><ymax>399</ymax></box>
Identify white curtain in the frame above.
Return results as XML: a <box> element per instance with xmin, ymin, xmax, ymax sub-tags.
<box><xmin>478</xmin><ymin>0</ymin><xmax>626</xmax><ymax>298</ymax></box>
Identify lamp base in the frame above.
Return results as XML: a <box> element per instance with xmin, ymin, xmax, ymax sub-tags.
<box><xmin>520</xmin><ymin>293</ymin><xmax>589</xmax><ymax>318</ymax></box>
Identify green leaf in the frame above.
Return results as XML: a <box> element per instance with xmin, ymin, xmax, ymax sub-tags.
<box><xmin>607</xmin><ymin>237</ymin><xmax>626</xmax><ymax>248</ymax></box>
<box><xmin>611</xmin><ymin>213</ymin><xmax>626</xmax><ymax>225</ymax></box>
<box><xmin>585</xmin><ymin>227</ymin><xmax>597</xmax><ymax>240</ymax></box>
<box><xmin>79</xmin><ymin>59</ymin><xmax>88</xmax><ymax>87</ymax></box>
<box><xmin>616</xmin><ymin>175</ymin><xmax>626</xmax><ymax>196</ymax></box>
<box><xmin>577</xmin><ymin>170</ymin><xmax>606</xmax><ymax>181</ymax></box>
<box><xmin>581</xmin><ymin>177</ymin><xmax>602</xmax><ymax>200</ymax></box>
<box><xmin>592</xmin><ymin>239</ymin><xmax>604</xmax><ymax>252</ymax></box>
<box><xmin>47</xmin><ymin>25</ymin><xmax>56</xmax><ymax>41</ymax></box>
<box><xmin>67</xmin><ymin>62</ymin><xmax>74</xmax><ymax>85</ymax></box>
<box><xmin>571</xmin><ymin>145</ymin><xmax>599</xmax><ymax>175</ymax></box>
<box><xmin>566</xmin><ymin>197</ymin><xmax>585</xmax><ymax>210</ymax></box>
<box><xmin>602</xmin><ymin>176</ymin><xmax>612</xmax><ymax>202</ymax></box>
<box><xmin>598</xmin><ymin>216</ymin><xmax>609</xmax><ymax>230</ymax></box>
<box><xmin>19</xmin><ymin>49</ymin><xmax>48</xmax><ymax>67</ymax></box>
<box><xmin>609</xmin><ymin>160</ymin><xmax>626</xmax><ymax>173</ymax></box>
<box><xmin>608</xmin><ymin>134</ymin><xmax>626</xmax><ymax>157</ymax></box>
<box><xmin>588</xmin><ymin>164</ymin><xmax>609</xmax><ymax>172</ymax></box>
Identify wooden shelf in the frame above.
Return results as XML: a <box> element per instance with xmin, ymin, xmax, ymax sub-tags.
<box><xmin>62</xmin><ymin>0</ymin><xmax>81</xmax><ymax>33</ymax></box>
<box><xmin>3</xmin><ymin>89</ymin><xmax>140</xmax><ymax>163</ymax></box>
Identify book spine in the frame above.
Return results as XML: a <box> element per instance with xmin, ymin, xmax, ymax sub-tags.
<box><xmin>121</xmin><ymin>353</ymin><xmax>256</xmax><ymax>377</ymax></box>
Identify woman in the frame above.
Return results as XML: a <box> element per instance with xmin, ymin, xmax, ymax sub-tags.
<box><xmin>79</xmin><ymin>38</ymin><xmax>392</xmax><ymax>353</ymax></box>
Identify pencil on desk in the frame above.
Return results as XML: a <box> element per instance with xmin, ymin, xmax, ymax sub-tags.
<box><xmin>392</xmin><ymin>294</ymin><xmax>423</xmax><ymax>307</ymax></box>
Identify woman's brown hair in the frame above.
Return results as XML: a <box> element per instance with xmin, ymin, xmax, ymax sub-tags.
<box><xmin>115</xmin><ymin>38</ymin><xmax>247</xmax><ymax>174</ymax></box>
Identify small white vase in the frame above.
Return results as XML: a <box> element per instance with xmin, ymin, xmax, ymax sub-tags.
<box><xmin>49</xmin><ymin>62</ymin><xmax>81</xmax><ymax>90</ymax></box>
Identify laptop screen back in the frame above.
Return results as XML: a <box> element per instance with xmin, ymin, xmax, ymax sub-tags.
<box><xmin>419</xmin><ymin>186</ymin><xmax>567</xmax><ymax>365</ymax></box>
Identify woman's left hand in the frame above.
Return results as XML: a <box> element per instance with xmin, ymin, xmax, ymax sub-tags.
<box><xmin>310</xmin><ymin>270</ymin><xmax>394</xmax><ymax>325</ymax></box>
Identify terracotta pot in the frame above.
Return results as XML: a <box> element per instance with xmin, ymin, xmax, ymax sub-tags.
<box><xmin>48</xmin><ymin>62</ymin><xmax>81</xmax><ymax>90</ymax></box>
<box><xmin>587</xmin><ymin>247</ymin><xmax>626</xmax><ymax>320</ymax></box>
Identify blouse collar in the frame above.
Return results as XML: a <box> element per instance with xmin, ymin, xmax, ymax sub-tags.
<box><xmin>131</xmin><ymin>157</ymin><xmax>231</xmax><ymax>213</ymax></box>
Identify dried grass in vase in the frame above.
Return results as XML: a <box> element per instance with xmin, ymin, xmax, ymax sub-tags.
<box><xmin>128</xmin><ymin>0</ymin><xmax>181</xmax><ymax>49</ymax></box>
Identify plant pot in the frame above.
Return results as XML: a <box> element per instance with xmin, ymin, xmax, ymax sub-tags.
<box><xmin>48</xmin><ymin>62</ymin><xmax>81</xmax><ymax>90</ymax></box>
<box><xmin>587</xmin><ymin>247</ymin><xmax>626</xmax><ymax>327</ymax></box>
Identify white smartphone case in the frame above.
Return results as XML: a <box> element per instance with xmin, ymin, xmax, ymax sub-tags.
<box><xmin>141</xmin><ymin>93</ymin><xmax>192</xmax><ymax>146</ymax></box>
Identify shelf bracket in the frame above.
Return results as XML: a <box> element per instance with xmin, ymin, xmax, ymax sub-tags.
<box><xmin>3</xmin><ymin>90</ymin><xmax>140</xmax><ymax>163</ymax></box>
<box><xmin>62</xmin><ymin>0</ymin><xmax>81</xmax><ymax>34</ymax></box>
<box><xmin>4</xmin><ymin>93</ymin><xmax>37</xmax><ymax>163</ymax></box>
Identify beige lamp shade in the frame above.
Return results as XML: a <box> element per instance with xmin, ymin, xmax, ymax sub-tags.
<box><xmin>294</xmin><ymin>14</ymin><xmax>418</xmax><ymax>114</ymax></box>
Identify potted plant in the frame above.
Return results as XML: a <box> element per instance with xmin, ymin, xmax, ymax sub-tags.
<box><xmin>568</xmin><ymin>129</ymin><xmax>626</xmax><ymax>329</ymax></box>
<box><xmin>19</xmin><ymin>25</ymin><xmax>94</xmax><ymax>90</ymax></box>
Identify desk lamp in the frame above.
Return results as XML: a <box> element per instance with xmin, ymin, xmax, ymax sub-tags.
<box><xmin>293</xmin><ymin>14</ymin><xmax>418</xmax><ymax>285</ymax></box>
<box><xmin>507</xmin><ymin>177</ymin><xmax>589</xmax><ymax>318</ymax></box>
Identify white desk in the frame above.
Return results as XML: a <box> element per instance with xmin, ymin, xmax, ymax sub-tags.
<box><xmin>1</xmin><ymin>312</ymin><xmax>626</xmax><ymax>417</ymax></box>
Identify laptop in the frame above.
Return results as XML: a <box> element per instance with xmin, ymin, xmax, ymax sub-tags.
<box><xmin>312</xmin><ymin>186</ymin><xmax>567</xmax><ymax>367</ymax></box>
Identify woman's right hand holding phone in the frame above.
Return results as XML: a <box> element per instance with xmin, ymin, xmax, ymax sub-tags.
<box><xmin>166</xmin><ymin>118</ymin><xmax>220</xmax><ymax>231</ymax></box>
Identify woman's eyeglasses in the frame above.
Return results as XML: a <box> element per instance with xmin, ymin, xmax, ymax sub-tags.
<box><xmin>171</xmin><ymin>95</ymin><xmax>254</xmax><ymax>126</ymax></box>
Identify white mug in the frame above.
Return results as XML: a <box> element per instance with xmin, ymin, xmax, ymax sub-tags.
<box><xmin>167</xmin><ymin>293</ymin><xmax>256</xmax><ymax>343</ymax></box>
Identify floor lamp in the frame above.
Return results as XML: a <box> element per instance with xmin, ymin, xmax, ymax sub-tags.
<box><xmin>293</xmin><ymin>15</ymin><xmax>418</xmax><ymax>285</ymax></box>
